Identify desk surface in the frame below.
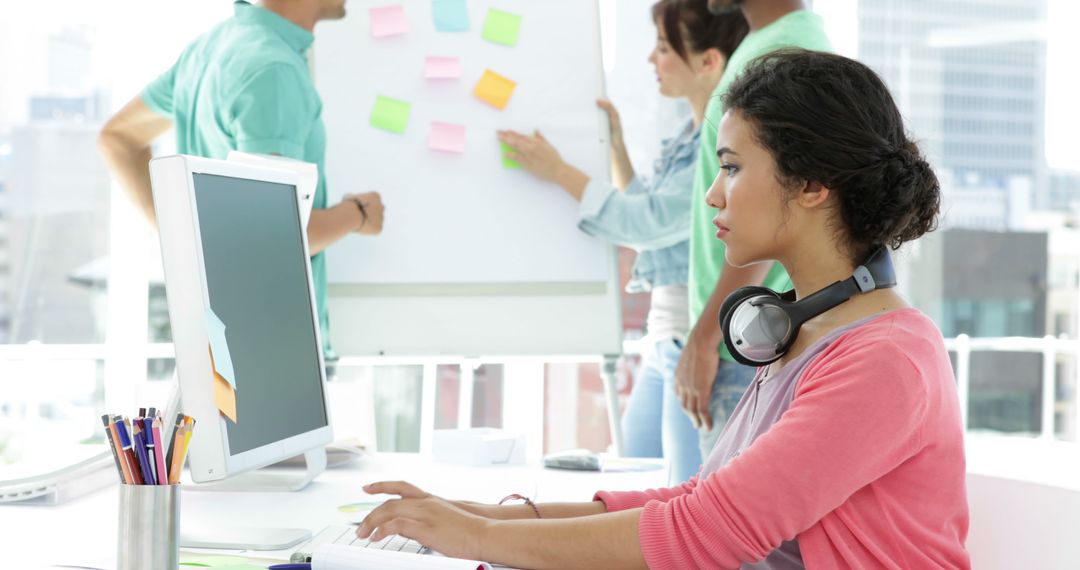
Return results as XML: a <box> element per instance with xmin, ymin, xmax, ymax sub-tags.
<box><xmin>0</xmin><ymin>452</ymin><xmax>666</xmax><ymax>569</ymax></box>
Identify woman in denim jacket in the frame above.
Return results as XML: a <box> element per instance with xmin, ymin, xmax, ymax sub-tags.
<box><xmin>497</xmin><ymin>1</ymin><xmax>747</xmax><ymax>484</ymax></box>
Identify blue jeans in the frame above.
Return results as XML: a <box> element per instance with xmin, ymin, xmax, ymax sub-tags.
<box><xmin>621</xmin><ymin>338</ymin><xmax>702</xmax><ymax>485</ymax></box>
<box><xmin>698</xmin><ymin>359</ymin><xmax>757</xmax><ymax>460</ymax></box>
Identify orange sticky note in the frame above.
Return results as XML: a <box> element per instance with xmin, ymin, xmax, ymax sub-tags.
<box><xmin>213</xmin><ymin>371</ymin><xmax>238</xmax><ymax>423</ymax></box>
<box><xmin>473</xmin><ymin>69</ymin><xmax>516</xmax><ymax>110</ymax></box>
<box><xmin>209</xmin><ymin>345</ymin><xmax>238</xmax><ymax>422</ymax></box>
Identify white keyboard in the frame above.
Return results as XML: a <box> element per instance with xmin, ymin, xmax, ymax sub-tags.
<box><xmin>299</xmin><ymin>524</ymin><xmax>430</xmax><ymax>556</ymax></box>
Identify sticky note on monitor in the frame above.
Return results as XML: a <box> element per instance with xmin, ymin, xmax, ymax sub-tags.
<box><xmin>370</xmin><ymin>5</ymin><xmax>408</xmax><ymax>38</ymax></box>
<box><xmin>429</xmin><ymin>122</ymin><xmax>466</xmax><ymax>153</ymax></box>
<box><xmin>432</xmin><ymin>0</ymin><xmax>469</xmax><ymax>32</ymax></box>
<box><xmin>482</xmin><ymin>8</ymin><xmax>522</xmax><ymax>46</ymax></box>
<box><xmin>205</xmin><ymin>308</ymin><xmax>235</xmax><ymax>389</ymax></box>
<box><xmin>500</xmin><ymin>141</ymin><xmax>521</xmax><ymax>169</ymax></box>
<box><xmin>473</xmin><ymin>70</ymin><xmax>516</xmax><ymax>110</ymax></box>
<box><xmin>425</xmin><ymin>56</ymin><xmax>461</xmax><ymax>79</ymax></box>
<box><xmin>370</xmin><ymin>95</ymin><xmax>412</xmax><ymax>133</ymax></box>
<box><xmin>209</xmin><ymin>345</ymin><xmax>238</xmax><ymax>423</ymax></box>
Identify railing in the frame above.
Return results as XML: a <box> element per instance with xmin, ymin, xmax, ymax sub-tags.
<box><xmin>1</xmin><ymin>334</ymin><xmax>1078</xmax><ymax>445</ymax></box>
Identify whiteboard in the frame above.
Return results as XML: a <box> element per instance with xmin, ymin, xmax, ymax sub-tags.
<box><xmin>315</xmin><ymin>0</ymin><xmax>622</xmax><ymax>356</ymax></box>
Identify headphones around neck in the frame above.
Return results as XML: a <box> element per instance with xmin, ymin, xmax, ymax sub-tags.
<box><xmin>718</xmin><ymin>246</ymin><xmax>897</xmax><ymax>367</ymax></box>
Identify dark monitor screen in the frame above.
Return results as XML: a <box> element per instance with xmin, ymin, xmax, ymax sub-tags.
<box><xmin>192</xmin><ymin>173</ymin><xmax>328</xmax><ymax>455</ymax></box>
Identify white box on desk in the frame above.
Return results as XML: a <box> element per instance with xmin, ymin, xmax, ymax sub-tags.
<box><xmin>431</xmin><ymin>428</ymin><xmax>526</xmax><ymax>466</ymax></box>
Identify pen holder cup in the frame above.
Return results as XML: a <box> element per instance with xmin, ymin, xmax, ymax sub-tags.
<box><xmin>117</xmin><ymin>484</ymin><xmax>180</xmax><ymax>570</ymax></box>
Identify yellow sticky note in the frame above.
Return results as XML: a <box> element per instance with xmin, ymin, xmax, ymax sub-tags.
<box><xmin>473</xmin><ymin>69</ymin><xmax>516</xmax><ymax>110</ymax></box>
<box><xmin>209</xmin><ymin>345</ymin><xmax>238</xmax><ymax>422</ymax></box>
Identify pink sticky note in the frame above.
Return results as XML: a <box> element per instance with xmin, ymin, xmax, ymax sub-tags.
<box><xmin>428</xmin><ymin>122</ymin><xmax>466</xmax><ymax>153</ymax></box>
<box><xmin>370</xmin><ymin>5</ymin><xmax>408</xmax><ymax>38</ymax></box>
<box><xmin>425</xmin><ymin>56</ymin><xmax>462</xmax><ymax>79</ymax></box>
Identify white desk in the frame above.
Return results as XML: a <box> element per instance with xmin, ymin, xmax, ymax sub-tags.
<box><xmin>0</xmin><ymin>452</ymin><xmax>666</xmax><ymax>569</ymax></box>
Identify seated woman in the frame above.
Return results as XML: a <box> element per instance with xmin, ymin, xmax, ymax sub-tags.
<box><xmin>357</xmin><ymin>49</ymin><xmax>971</xmax><ymax>569</ymax></box>
<box><xmin>497</xmin><ymin>1</ymin><xmax>748</xmax><ymax>485</ymax></box>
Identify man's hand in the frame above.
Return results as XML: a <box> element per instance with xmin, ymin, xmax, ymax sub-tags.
<box><xmin>344</xmin><ymin>191</ymin><xmax>384</xmax><ymax>235</ymax></box>
<box><xmin>675</xmin><ymin>330</ymin><xmax>720</xmax><ymax>431</ymax></box>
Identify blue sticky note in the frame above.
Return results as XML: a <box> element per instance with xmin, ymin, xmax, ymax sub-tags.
<box><xmin>432</xmin><ymin>0</ymin><xmax>469</xmax><ymax>32</ymax></box>
<box><xmin>205</xmin><ymin>307</ymin><xmax>237</xmax><ymax>390</ymax></box>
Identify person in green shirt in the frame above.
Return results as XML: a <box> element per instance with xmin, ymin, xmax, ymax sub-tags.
<box><xmin>674</xmin><ymin>0</ymin><xmax>832</xmax><ymax>458</ymax></box>
<box><xmin>98</xmin><ymin>0</ymin><xmax>383</xmax><ymax>362</ymax></box>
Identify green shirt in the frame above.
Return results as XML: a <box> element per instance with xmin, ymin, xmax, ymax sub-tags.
<box><xmin>688</xmin><ymin>10</ymin><xmax>832</xmax><ymax>361</ymax></box>
<box><xmin>143</xmin><ymin>1</ymin><xmax>334</xmax><ymax>357</ymax></box>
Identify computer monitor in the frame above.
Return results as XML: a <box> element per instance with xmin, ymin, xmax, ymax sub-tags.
<box><xmin>149</xmin><ymin>155</ymin><xmax>333</xmax><ymax>488</ymax></box>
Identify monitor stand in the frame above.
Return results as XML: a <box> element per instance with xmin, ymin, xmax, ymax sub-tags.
<box><xmin>161</xmin><ymin>380</ymin><xmax>325</xmax><ymax>550</ymax></box>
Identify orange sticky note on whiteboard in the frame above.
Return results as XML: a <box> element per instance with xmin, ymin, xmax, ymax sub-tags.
<box><xmin>473</xmin><ymin>69</ymin><xmax>516</xmax><ymax>110</ymax></box>
<box><xmin>209</xmin><ymin>345</ymin><xmax>238</xmax><ymax>422</ymax></box>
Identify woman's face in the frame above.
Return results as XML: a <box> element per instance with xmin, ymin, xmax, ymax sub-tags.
<box><xmin>647</xmin><ymin>22</ymin><xmax>699</xmax><ymax>98</ymax></box>
<box><xmin>705</xmin><ymin>111</ymin><xmax>794</xmax><ymax>267</ymax></box>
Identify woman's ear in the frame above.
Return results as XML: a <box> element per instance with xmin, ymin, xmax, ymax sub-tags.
<box><xmin>700</xmin><ymin>48</ymin><xmax>726</xmax><ymax>75</ymax></box>
<box><xmin>796</xmin><ymin>180</ymin><xmax>832</xmax><ymax>210</ymax></box>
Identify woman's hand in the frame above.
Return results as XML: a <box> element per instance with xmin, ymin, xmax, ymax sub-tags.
<box><xmin>497</xmin><ymin>129</ymin><xmax>566</xmax><ymax>183</ymax></box>
<box><xmin>357</xmin><ymin>483</ymin><xmax>494</xmax><ymax>561</ymax></box>
<box><xmin>675</xmin><ymin>331</ymin><xmax>719</xmax><ymax>430</ymax></box>
<box><xmin>596</xmin><ymin>98</ymin><xmax>624</xmax><ymax>145</ymax></box>
<box><xmin>361</xmin><ymin>481</ymin><xmax>532</xmax><ymax>521</ymax></box>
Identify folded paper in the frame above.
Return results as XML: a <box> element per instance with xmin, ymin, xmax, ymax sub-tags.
<box><xmin>205</xmin><ymin>307</ymin><xmax>236</xmax><ymax>389</ymax></box>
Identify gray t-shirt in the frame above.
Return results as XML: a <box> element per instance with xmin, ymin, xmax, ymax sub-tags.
<box><xmin>701</xmin><ymin>312</ymin><xmax>895</xmax><ymax>569</ymax></box>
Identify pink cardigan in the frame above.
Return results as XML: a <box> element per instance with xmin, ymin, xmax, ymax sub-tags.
<box><xmin>596</xmin><ymin>309</ymin><xmax>970</xmax><ymax>569</ymax></box>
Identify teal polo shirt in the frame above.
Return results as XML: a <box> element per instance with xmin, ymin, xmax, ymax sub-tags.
<box><xmin>143</xmin><ymin>1</ymin><xmax>334</xmax><ymax>358</ymax></box>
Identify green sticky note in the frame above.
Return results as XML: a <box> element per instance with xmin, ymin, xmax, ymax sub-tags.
<box><xmin>500</xmin><ymin>141</ymin><xmax>521</xmax><ymax>169</ymax></box>
<box><xmin>482</xmin><ymin>8</ymin><xmax>522</xmax><ymax>46</ymax></box>
<box><xmin>370</xmin><ymin>95</ymin><xmax>411</xmax><ymax>134</ymax></box>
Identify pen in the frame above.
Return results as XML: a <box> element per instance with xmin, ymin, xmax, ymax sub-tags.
<box><xmin>143</xmin><ymin>416</ymin><xmax>156</xmax><ymax>483</ymax></box>
<box><xmin>169</xmin><ymin>421</ymin><xmax>192</xmax><ymax>485</ymax></box>
<box><xmin>114</xmin><ymin>418</ymin><xmax>144</xmax><ymax>485</ymax></box>
<box><xmin>133</xmin><ymin>428</ymin><xmax>156</xmax><ymax>485</ymax></box>
<box><xmin>267</xmin><ymin>564</ymin><xmax>311</xmax><ymax>570</ymax></box>
<box><xmin>100</xmin><ymin>414</ymin><xmax>126</xmax><ymax>482</ymax></box>
<box><xmin>107</xmin><ymin>416</ymin><xmax>134</xmax><ymax>484</ymax></box>
<box><xmin>152</xmin><ymin>417</ymin><xmax>168</xmax><ymax>485</ymax></box>
<box><xmin>165</xmin><ymin>413</ymin><xmax>184</xmax><ymax>471</ymax></box>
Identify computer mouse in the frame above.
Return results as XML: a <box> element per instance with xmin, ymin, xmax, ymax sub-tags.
<box><xmin>542</xmin><ymin>448</ymin><xmax>601</xmax><ymax>471</ymax></box>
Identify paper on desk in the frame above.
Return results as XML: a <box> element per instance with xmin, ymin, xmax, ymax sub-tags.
<box><xmin>473</xmin><ymin>70</ymin><xmax>516</xmax><ymax>110</ymax></box>
<box><xmin>210</xmin><ymin>345</ymin><xmax>238</xmax><ymax>423</ymax></box>
<box><xmin>370</xmin><ymin>5</ymin><xmax>408</xmax><ymax>38</ymax></box>
<box><xmin>482</xmin><ymin>8</ymin><xmax>522</xmax><ymax>46</ymax></box>
<box><xmin>432</xmin><ymin>0</ymin><xmax>469</xmax><ymax>32</ymax></box>
<box><xmin>205</xmin><ymin>308</ymin><xmax>235</xmax><ymax>389</ymax></box>
<box><xmin>312</xmin><ymin>543</ymin><xmax>492</xmax><ymax>570</ymax></box>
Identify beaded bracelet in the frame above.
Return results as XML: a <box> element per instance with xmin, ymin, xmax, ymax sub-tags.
<box><xmin>499</xmin><ymin>493</ymin><xmax>541</xmax><ymax>519</ymax></box>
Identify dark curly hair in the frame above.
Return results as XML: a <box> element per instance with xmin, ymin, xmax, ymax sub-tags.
<box><xmin>722</xmin><ymin>48</ymin><xmax>940</xmax><ymax>261</ymax></box>
<box><xmin>652</xmin><ymin>0</ymin><xmax>749</xmax><ymax>64</ymax></box>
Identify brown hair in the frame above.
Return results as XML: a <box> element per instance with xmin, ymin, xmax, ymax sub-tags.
<box><xmin>651</xmin><ymin>0</ymin><xmax>749</xmax><ymax>64</ymax></box>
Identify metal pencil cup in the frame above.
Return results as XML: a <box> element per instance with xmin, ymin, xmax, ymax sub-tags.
<box><xmin>117</xmin><ymin>484</ymin><xmax>180</xmax><ymax>570</ymax></box>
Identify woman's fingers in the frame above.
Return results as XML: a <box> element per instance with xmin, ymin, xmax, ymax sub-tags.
<box><xmin>363</xmin><ymin>480</ymin><xmax>427</xmax><ymax>499</ymax></box>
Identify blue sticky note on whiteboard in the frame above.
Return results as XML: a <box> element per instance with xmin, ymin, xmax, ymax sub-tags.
<box><xmin>205</xmin><ymin>307</ymin><xmax>237</xmax><ymax>390</ymax></box>
<box><xmin>432</xmin><ymin>0</ymin><xmax>469</xmax><ymax>32</ymax></box>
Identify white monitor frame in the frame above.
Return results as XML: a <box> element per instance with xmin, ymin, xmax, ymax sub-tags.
<box><xmin>150</xmin><ymin>154</ymin><xmax>333</xmax><ymax>484</ymax></box>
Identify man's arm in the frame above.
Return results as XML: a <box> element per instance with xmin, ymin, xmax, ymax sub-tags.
<box><xmin>307</xmin><ymin>191</ymin><xmax>384</xmax><ymax>255</ymax></box>
<box><xmin>97</xmin><ymin>97</ymin><xmax>173</xmax><ymax>224</ymax></box>
<box><xmin>676</xmin><ymin>260</ymin><xmax>772</xmax><ymax>430</ymax></box>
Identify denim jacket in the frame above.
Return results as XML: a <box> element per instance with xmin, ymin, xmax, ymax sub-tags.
<box><xmin>578</xmin><ymin>118</ymin><xmax>699</xmax><ymax>293</ymax></box>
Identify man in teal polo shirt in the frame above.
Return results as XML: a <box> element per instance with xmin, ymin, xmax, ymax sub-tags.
<box><xmin>674</xmin><ymin>0</ymin><xmax>831</xmax><ymax>457</ymax></box>
<box><xmin>98</xmin><ymin>0</ymin><xmax>383</xmax><ymax>361</ymax></box>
